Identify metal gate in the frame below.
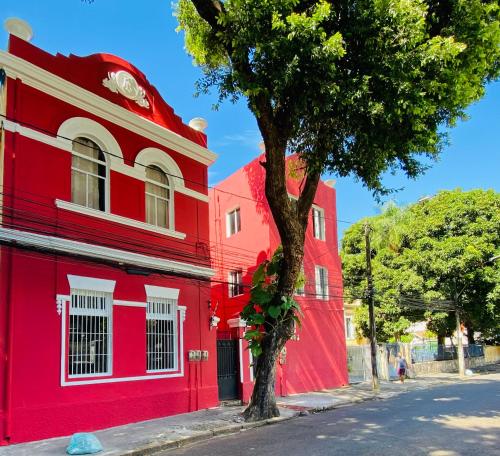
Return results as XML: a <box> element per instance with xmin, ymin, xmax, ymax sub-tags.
<box><xmin>217</xmin><ymin>339</ymin><xmax>239</xmax><ymax>400</ymax></box>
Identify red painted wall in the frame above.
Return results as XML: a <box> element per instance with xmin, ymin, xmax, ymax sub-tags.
<box><xmin>209</xmin><ymin>156</ymin><xmax>348</xmax><ymax>398</ymax></box>
<box><xmin>0</xmin><ymin>36</ymin><xmax>217</xmax><ymax>443</ymax></box>
<box><xmin>3</xmin><ymin>249</ymin><xmax>217</xmax><ymax>443</ymax></box>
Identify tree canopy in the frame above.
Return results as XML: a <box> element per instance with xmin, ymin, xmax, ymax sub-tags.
<box><xmin>177</xmin><ymin>0</ymin><xmax>500</xmax><ymax>193</ymax></box>
<box><xmin>341</xmin><ymin>189</ymin><xmax>500</xmax><ymax>343</ymax></box>
<box><xmin>176</xmin><ymin>0</ymin><xmax>500</xmax><ymax>420</ymax></box>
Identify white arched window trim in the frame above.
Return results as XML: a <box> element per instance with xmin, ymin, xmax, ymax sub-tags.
<box><xmin>54</xmin><ymin>119</ymin><xmax>187</xmax><ymax>239</ymax></box>
<box><xmin>135</xmin><ymin>148</ymin><xmax>186</xmax><ymax>231</ymax></box>
<box><xmin>58</xmin><ymin>117</ymin><xmax>124</xmax><ymax>212</ymax></box>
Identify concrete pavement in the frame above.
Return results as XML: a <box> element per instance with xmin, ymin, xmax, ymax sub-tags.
<box><xmin>0</xmin><ymin>370</ymin><xmax>495</xmax><ymax>456</ymax></box>
<box><xmin>164</xmin><ymin>372</ymin><xmax>500</xmax><ymax>456</ymax></box>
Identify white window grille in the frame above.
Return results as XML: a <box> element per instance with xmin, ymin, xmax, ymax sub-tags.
<box><xmin>147</xmin><ymin>297</ymin><xmax>178</xmax><ymax>372</ymax></box>
<box><xmin>71</xmin><ymin>137</ymin><xmax>107</xmax><ymax>211</ymax></box>
<box><xmin>312</xmin><ymin>206</ymin><xmax>326</xmax><ymax>241</ymax></box>
<box><xmin>345</xmin><ymin>316</ymin><xmax>354</xmax><ymax>340</ymax></box>
<box><xmin>145</xmin><ymin>165</ymin><xmax>171</xmax><ymax>229</ymax></box>
<box><xmin>229</xmin><ymin>270</ymin><xmax>243</xmax><ymax>297</ymax></box>
<box><xmin>315</xmin><ymin>266</ymin><xmax>329</xmax><ymax>300</ymax></box>
<box><xmin>226</xmin><ymin>208</ymin><xmax>241</xmax><ymax>237</ymax></box>
<box><xmin>68</xmin><ymin>289</ymin><xmax>112</xmax><ymax>377</ymax></box>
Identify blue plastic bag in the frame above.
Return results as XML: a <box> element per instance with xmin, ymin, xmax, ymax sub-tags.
<box><xmin>66</xmin><ymin>433</ymin><xmax>103</xmax><ymax>455</ymax></box>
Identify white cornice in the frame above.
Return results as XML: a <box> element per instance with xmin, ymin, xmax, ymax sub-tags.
<box><xmin>0</xmin><ymin>227</ymin><xmax>214</xmax><ymax>279</ymax></box>
<box><xmin>55</xmin><ymin>199</ymin><xmax>187</xmax><ymax>240</ymax></box>
<box><xmin>0</xmin><ymin>51</ymin><xmax>217</xmax><ymax>166</ymax></box>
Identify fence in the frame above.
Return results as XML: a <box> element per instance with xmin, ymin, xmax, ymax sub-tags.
<box><xmin>347</xmin><ymin>342</ymin><xmax>490</xmax><ymax>382</ymax></box>
<box><xmin>411</xmin><ymin>343</ymin><xmax>484</xmax><ymax>363</ymax></box>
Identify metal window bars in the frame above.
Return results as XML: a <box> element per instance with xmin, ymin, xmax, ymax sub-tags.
<box><xmin>146</xmin><ymin>297</ymin><xmax>178</xmax><ymax>372</ymax></box>
<box><xmin>69</xmin><ymin>289</ymin><xmax>112</xmax><ymax>376</ymax></box>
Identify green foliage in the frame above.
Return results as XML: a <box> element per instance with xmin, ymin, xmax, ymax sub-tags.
<box><xmin>176</xmin><ymin>0</ymin><xmax>499</xmax><ymax>193</ymax></box>
<box><xmin>342</xmin><ymin>189</ymin><xmax>500</xmax><ymax>343</ymax></box>
<box><xmin>241</xmin><ymin>247</ymin><xmax>302</xmax><ymax>357</ymax></box>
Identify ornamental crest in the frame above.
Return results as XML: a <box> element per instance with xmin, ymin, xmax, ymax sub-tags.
<box><xmin>103</xmin><ymin>70</ymin><xmax>150</xmax><ymax>108</ymax></box>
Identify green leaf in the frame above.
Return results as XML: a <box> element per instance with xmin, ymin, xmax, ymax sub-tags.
<box><xmin>251</xmin><ymin>287</ymin><xmax>274</xmax><ymax>305</ymax></box>
<box><xmin>244</xmin><ymin>329</ymin><xmax>261</xmax><ymax>340</ymax></box>
<box><xmin>250</xmin><ymin>342</ymin><xmax>263</xmax><ymax>358</ymax></box>
<box><xmin>267</xmin><ymin>305</ymin><xmax>281</xmax><ymax>319</ymax></box>
<box><xmin>252</xmin><ymin>262</ymin><xmax>267</xmax><ymax>286</ymax></box>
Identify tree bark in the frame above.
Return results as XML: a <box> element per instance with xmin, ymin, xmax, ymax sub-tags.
<box><xmin>188</xmin><ymin>0</ymin><xmax>324</xmax><ymax>421</ymax></box>
<box><xmin>242</xmin><ymin>135</ymin><xmax>322</xmax><ymax>420</ymax></box>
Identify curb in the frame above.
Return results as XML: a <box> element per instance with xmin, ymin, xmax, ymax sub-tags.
<box><xmin>119</xmin><ymin>414</ymin><xmax>298</xmax><ymax>456</ymax></box>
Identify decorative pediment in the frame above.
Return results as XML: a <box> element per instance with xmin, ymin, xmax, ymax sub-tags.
<box><xmin>103</xmin><ymin>70</ymin><xmax>150</xmax><ymax>108</ymax></box>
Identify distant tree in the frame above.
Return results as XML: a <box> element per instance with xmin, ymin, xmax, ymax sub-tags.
<box><xmin>176</xmin><ymin>0</ymin><xmax>500</xmax><ymax>420</ymax></box>
<box><xmin>342</xmin><ymin>190</ymin><xmax>500</xmax><ymax>344</ymax></box>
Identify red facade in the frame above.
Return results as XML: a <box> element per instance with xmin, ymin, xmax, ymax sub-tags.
<box><xmin>209</xmin><ymin>156</ymin><xmax>349</xmax><ymax>401</ymax></box>
<box><xmin>0</xmin><ymin>35</ymin><xmax>218</xmax><ymax>444</ymax></box>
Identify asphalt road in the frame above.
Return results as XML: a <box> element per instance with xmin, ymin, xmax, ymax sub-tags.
<box><xmin>163</xmin><ymin>373</ymin><xmax>500</xmax><ymax>456</ymax></box>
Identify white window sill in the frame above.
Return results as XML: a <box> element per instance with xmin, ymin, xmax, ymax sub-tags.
<box><xmin>55</xmin><ymin>199</ymin><xmax>187</xmax><ymax>240</ymax></box>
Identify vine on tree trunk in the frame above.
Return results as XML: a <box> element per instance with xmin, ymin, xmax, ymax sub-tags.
<box><xmin>241</xmin><ymin>246</ymin><xmax>305</xmax><ymax>358</ymax></box>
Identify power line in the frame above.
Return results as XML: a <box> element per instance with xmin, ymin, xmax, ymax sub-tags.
<box><xmin>0</xmin><ymin>114</ymin><xmax>353</xmax><ymax>225</ymax></box>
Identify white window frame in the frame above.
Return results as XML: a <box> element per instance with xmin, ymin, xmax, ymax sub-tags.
<box><xmin>228</xmin><ymin>270</ymin><xmax>243</xmax><ymax>297</ymax></box>
<box><xmin>67</xmin><ymin>275</ymin><xmax>115</xmax><ymax>379</ymax></box>
<box><xmin>345</xmin><ymin>316</ymin><xmax>354</xmax><ymax>340</ymax></box>
<box><xmin>226</xmin><ymin>207</ymin><xmax>241</xmax><ymax>237</ymax></box>
<box><xmin>312</xmin><ymin>206</ymin><xmax>326</xmax><ymax>241</ymax></box>
<box><xmin>145</xmin><ymin>165</ymin><xmax>173</xmax><ymax>229</ymax></box>
<box><xmin>71</xmin><ymin>137</ymin><xmax>109</xmax><ymax>212</ymax></box>
<box><xmin>315</xmin><ymin>265</ymin><xmax>329</xmax><ymax>300</ymax></box>
<box><xmin>145</xmin><ymin>286</ymin><xmax>182</xmax><ymax>374</ymax></box>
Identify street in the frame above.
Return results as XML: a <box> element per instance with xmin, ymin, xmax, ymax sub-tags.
<box><xmin>164</xmin><ymin>373</ymin><xmax>500</xmax><ymax>456</ymax></box>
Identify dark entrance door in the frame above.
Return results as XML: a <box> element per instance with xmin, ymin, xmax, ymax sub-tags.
<box><xmin>217</xmin><ymin>339</ymin><xmax>239</xmax><ymax>400</ymax></box>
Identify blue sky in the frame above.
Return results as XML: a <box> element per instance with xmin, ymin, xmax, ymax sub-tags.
<box><xmin>1</xmin><ymin>0</ymin><xmax>499</xmax><ymax>239</ymax></box>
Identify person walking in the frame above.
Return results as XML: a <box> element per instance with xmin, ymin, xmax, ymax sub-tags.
<box><xmin>395</xmin><ymin>353</ymin><xmax>408</xmax><ymax>383</ymax></box>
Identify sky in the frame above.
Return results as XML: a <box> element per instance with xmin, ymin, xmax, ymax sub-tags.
<box><xmin>1</xmin><ymin>0</ymin><xmax>499</xmax><ymax>240</ymax></box>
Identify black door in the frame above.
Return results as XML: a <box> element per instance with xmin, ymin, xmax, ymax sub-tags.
<box><xmin>217</xmin><ymin>339</ymin><xmax>239</xmax><ymax>400</ymax></box>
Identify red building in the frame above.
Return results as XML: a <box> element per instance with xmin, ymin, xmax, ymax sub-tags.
<box><xmin>209</xmin><ymin>153</ymin><xmax>349</xmax><ymax>402</ymax></box>
<box><xmin>0</xmin><ymin>21</ymin><xmax>219</xmax><ymax>444</ymax></box>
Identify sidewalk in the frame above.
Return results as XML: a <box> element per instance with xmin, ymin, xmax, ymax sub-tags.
<box><xmin>0</xmin><ymin>372</ymin><xmax>485</xmax><ymax>456</ymax></box>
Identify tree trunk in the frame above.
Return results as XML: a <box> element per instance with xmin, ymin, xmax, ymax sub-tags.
<box><xmin>242</xmin><ymin>134</ymin><xmax>321</xmax><ymax>421</ymax></box>
<box><xmin>242</xmin><ymin>322</ymin><xmax>290</xmax><ymax>420</ymax></box>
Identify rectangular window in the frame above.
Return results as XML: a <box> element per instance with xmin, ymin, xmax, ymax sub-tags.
<box><xmin>68</xmin><ymin>290</ymin><xmax>112</xmax><ymax>377</ymax></box>
<box><xmin>312</xmin><ymin>206</ymin><xmax>326</xmax><ymax>241</ymax></box>
<box><xmin>226</xmin><ymin>208</ymin><xmax>241</xmax><ymax>237</ymax></box>
<box><xmin>315</xmin><ymin>266</ymin><xmax>329</xmax><ymax>300</ymax></box>
<box><xmin>229</xmin><ymin>270</ymin><xmax>243</xmax><ymax>297</ymax></box>
<box><xmin>345</xmin><ymin>316</ymin><xmax>354</xmax><ymax>340</ymax></box>
<box><xmin>146</xmin><ymin>297</ymin><xmax>178</xmax><ymax>372</ymax></box>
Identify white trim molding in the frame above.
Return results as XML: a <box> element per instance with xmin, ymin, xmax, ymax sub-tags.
<box><xmin>55</xmin><ymin>199</ymin><xmax>187</xmax><ymax>240</ymax></box>
<box><xmin>0</xmin><ymin>227</ymin><xmax>215</xmax><ymax>279</ymax></box>
<box><xmin>67</xmin><ymin>274</ymin><xmax>116</xmax><ymax>292</ymax></box>
<box><xmin>0</xmin><ymin>51</ymin><xmax>217</xmax><ymax>165</ymax></box>
<box><xmin>113</xmin><ymin>300</ymin><xmax>147</xmax><ymax>308</ymax></box>
<box><xmin>103</xmin><ymin>70</ymin><xmax>150</xmax><ymax>109</ymax></box>
<box><xmin>1</xmin><ymin>120</ymin><xmax>208</xmax><ymax>201</ymax></box>
<box><xmin>57</xmin><ymin>117</ymin><xmax>124</xmax><ymax>168</ymax></box>
<box><xmin>145</xmin><ymin>285</ymin><xmax>180</xmax><ymax>300</ymax></box>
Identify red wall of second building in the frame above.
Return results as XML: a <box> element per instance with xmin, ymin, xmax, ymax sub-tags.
<box><xmin>209</xmin><ymin>157</ymin><xmax>348</xmax><ymax>398</ymax></box>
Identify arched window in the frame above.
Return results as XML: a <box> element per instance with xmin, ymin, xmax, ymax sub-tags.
<box><xmin>71</xmin><ymin>137</ymin><xmax>107</xmax><ymax>211</ymax></box>
<box><xmin>145</xmin><ymin>165</ymin><xmax>171</xmax><ymax>228</ymax></box>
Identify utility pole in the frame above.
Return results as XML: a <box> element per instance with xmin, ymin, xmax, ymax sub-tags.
<box><xmin>364</xmin><ymin>223</ymin><xmax>379</xmax><ymax>390</ymax></box>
